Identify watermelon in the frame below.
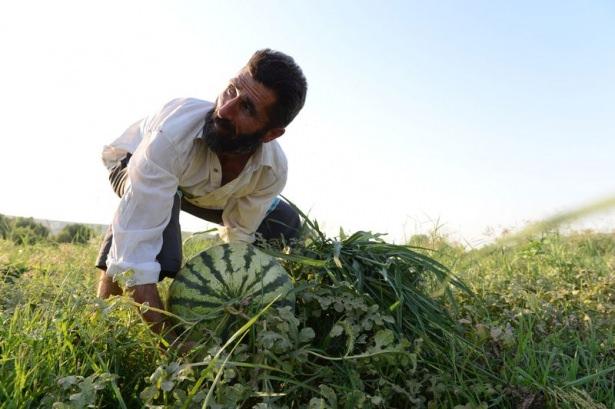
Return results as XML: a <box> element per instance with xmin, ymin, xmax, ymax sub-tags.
<box><xmin>168</xmin><ymin>242</ymin><xmax>294</xmax><ymax>339</ymax></box>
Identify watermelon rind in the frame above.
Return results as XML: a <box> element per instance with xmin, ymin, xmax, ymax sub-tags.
<box><xmin>168</xmin><ymin>242</ymin><xmax>294</xmax><ymax>338</ymax></box>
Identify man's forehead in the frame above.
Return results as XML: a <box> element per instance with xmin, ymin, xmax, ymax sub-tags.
<box><xmin>232</xmin><ymin>69</ymin><xmax>277</xmax><ymax>109</ymax></box>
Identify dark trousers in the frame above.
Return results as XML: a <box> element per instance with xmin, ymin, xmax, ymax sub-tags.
<box><xmin>95</xmin><ymin>154</ymin><xmax>300</xmax><ymax>279</ymax></box>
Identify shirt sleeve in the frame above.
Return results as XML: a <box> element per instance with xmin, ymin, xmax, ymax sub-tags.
<box><xmin>105</xmin><ymin>129</ymin><xmax>180</xmax><ymax>286</ymax></box>
<box><xmin>219</xmin><ymin>169</ymin><xmax>286</xmax><ymax>243</ymax></box>
<box><xmin>101</xmin><ymin>119</ymin><xmax>146</xmax><ymax>170</ymax></box>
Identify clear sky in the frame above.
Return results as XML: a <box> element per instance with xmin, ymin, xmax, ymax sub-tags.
<box><xmin>1</xmin><ymin>0</ymin><xmax>614</xmax><ymax>245</ymax></box>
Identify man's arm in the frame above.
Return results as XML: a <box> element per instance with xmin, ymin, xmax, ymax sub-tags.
<box><xmin>105</xmin><ymin>127</ymin><xmax>181</xmax><ymax>331</ymax></box>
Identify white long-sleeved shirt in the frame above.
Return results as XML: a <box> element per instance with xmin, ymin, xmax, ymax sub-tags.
<box><xmin>103</xmin><ymin>98</ymin><xmax>288</xmax><ymax>285</ymax></box>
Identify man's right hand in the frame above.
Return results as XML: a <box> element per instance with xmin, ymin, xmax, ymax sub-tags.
<box><xmin>130</xmin><ymin>283</ymin><xmax>168</xmax><ymax>334</ymax></box>
<box><xmin>125</xmin><ymin>283</ymin><xmax>197</xmax><ymax>355</ymax></box>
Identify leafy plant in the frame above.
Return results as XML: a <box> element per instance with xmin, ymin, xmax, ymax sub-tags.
<box><xmin>56</xmin><ymin>223</ymin><xmax>95</xmax><ymax>244</ymax></box>
<box><xmin>47</xmin><ymin>373</ymin><xmax>120</xmax><ymax>408</ymax></box>
<box><xmin>0</xmin><ymin>213</ymin><xmax>613</xmax><ymax>408</ymax></box>
<box><xmin>0</xmin><ymin>213</ymin><xmax>11</xmax><ymax>239</ymax></box>
<box><xmin>4</xmin><ymin>216</ymin><xmax>50</xmax><ymax>245</ymax></box>
<box><xmin>263</xmin><ymin>204</ymin><xmax>471</xmax><ymax>346</ymax></box>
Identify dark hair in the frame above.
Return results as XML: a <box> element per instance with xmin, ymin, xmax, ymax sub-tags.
<box><xmin>247</xmin><ymin>49</ymin><xmax>307</xmax><ymax>128</ymax></box>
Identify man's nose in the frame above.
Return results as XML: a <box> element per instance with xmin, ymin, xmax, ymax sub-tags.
<box><xmin>217</xmin><ymin>97</ymin><xmax>238</xmax><ymax>120</ymax></box>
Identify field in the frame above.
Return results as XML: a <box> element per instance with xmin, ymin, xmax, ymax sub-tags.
<box><xmin>0</xmin><ymin>223</ymin><xmax>613</xmax><ymax>408</ymax></box>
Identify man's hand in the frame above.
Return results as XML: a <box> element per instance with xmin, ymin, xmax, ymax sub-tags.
<box><xmin>127</xmin><ymin>283</ymin><xmax>197</xmax><ymax>355</ymax></box>
<box><xmin>130</xmin><ymin>283</ymin><xmax>168</xmax><ymax>334</ymax></box>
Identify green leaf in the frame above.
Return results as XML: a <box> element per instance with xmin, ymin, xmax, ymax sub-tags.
<box><xmin>319</xmin><ymin>384</ymin><xmax>338</xmax><ymax>407</ymax></box>
<box><xmin>166</xmin><ymin>361</ymin><xmax>180</xmax><ymax>374</ymax></box>
<box><xmin>373</xmin><ymin>329</ymin><xmax>395</xmax><ymax>350</ymax></box>
<box><xmin>308</xmin><ymin>397</ymin><xmax>327</xmax><ymax>409</ymax></box>
<box><xmin>278</xmin><ymin>305</ymin><xmax>300</xmax><ymax>327</ymax></box>
<box><xmin>68</xmin><ymin>392</ymin><xmax>87</xmax><ymax>408</ymax></box>
<box><xmin>161</xmin><ymin>380</ymin><xmax>174</xmax><ymax>392</ymax></box>
<box><xmin>333</xmin><ymin>241</ymin><xmax>343</xmax><ymax>268</ymax></box>
<box><xmin>563</xmin><ymin>365</ymin><xmax>615</xmax><ymax>387</ymax></box>
<box><xmin>329</xmin><ymin>324</ymin><xmax>343</xmax><ymax>338</ymax></box>
<box><xmin>299</xmin><ymin>327</ymin><xmax>316</xmax><ymax>343</ymax></box>
<box><xmin>149</xmin><ymin>366</ymin><xmax>165</xmax><ymax>384</ymax></box>
<box><xmin>260</xmin><ymin>331</ymin><xmax>285</xmax><ymax>349</ymax></box>
<box><xmin>57</xmin><ymin>375</ymin><xmax>81</xmax><ymax>390</ymax></box>
<box><xmin>173</xmin><ymin>389</ymin><xmax>188</xmax><ymax>402</ymax></box>
<box><xmin>139</xmin><ymin>385</ymin><xmax>159</xmax><ymax>402</ymax></box>
<box><xmin>388</xmin><ymin>300</ymin><xmax>401</xmax><ymax>311</ymax></box>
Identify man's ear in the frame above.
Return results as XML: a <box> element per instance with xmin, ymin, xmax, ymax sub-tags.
<box><xmin>262</xmin><ymin>127</ymin><xmax>285</xmax><ymax>143</ymax></box>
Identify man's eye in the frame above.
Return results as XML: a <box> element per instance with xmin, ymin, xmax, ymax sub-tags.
<box><xmin>226</xmin><ymin>85</ymin><xmax>236</xmax><ymax>96</ymax></box>
<box><xmin>242</xmin><ymin>101</ymin><xmax>253</xmax><ymax>114</ymax></box>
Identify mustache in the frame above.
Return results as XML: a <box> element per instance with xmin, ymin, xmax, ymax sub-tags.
<box><xmin>213</xmin><ymin>115</ymin><xmax>234</xmax><ymax>133</ymax></box>
<box><xmin>203</xmin><ymin>109</ymin><xmax>234</xmax><ymax>139</ymax></box>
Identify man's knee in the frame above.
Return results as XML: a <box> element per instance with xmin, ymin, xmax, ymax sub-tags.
<box><xmin>158</xmin><ymin>257</ymin><xmax>182</xmax><ymax>280</ymax></box>
<box><xmin>257</xmin><ymin>200</ymin><xmax>302</xmax><ymax>244</ymax></box>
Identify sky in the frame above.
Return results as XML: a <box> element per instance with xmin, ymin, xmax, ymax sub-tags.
<box><xmin>1</xmin><ymin>0</ymin><xmax>614</xmax><ymax>246</ymax></box>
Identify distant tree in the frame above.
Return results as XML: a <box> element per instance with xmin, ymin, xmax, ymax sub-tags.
<box><xmin>0</xmin><ymin>214</ymin><xmax>11</xmax><ymax>239</ymax></box>
<box><xmin>56</xmin><ymin>223</ymin><xmax>95</xmax><ymax>244</ymax></box>
<box><xmin>10</xmin><ymin>217</ymin><xmax>50</xmax><ymax>245</ymax></box>
<box><xmin>13</xmin><ymin>217</ymin><xmax>49</xmax><ymax>238</ymax></box>
<box><xmin>11</xmin><ymin>226</ymin><xmax>41</xmax><ymax>245</ymax></box>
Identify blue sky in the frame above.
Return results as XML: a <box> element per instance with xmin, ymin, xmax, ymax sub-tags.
<box><xmin>1</xmin><ymin>0</ymin><xmax>613</xmax><ymax>245</ymax></box>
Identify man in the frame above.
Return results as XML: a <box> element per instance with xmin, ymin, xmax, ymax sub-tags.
<box><xmin>95</xmin><ymin>49</ymin><xmax>307</xmax><ymax>343</ymax></box>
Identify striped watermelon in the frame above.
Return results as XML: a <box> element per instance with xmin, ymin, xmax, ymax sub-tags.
<box><xmin>168</xmin><ymin>242</ymin><xmax>294</xmax><ymax>338</ymax></box>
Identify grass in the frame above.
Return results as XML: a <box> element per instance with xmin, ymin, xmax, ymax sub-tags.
<box><xmin>0</xmin><ymin>225</ymin><xmax>613</xmax><ymax>408</ymax></box>
<box><xmin>434</xmin><ymin>231</ymin><xmax>614</xmax><ymax>408</ymax></box>
<box><xmin>0</xmin><ymin>241</ymin><xmax>160</xmax><ymax>408</ymax></box>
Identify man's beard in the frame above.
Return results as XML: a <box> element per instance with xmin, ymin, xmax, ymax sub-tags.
<box><xmin>202</xmin><ymin>108</ymin><xmax>266</xmax><ymax>155</ymax></box>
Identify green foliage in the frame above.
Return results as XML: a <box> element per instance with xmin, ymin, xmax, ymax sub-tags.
<box><xmin>13</xmin><ymin>217</ymin><xmax>50</xmax><ymax>238</ymax></box>
<box><xmin>140</xmin><ymin>285</ymin><xmax>421</xmax><ymax>408</ymax></box>
<box><xmin>0</xmin><ymin>215</ymin><xmax>98</xmax><ymax>245</ymax></box>
<box><xmin>0</xmin><ymin>241</ymin><xmax>163</xmax><ymax>408</ymax></box>
<box><xmin>446</xmin><ymin>231</ymin><xmax>615</xmax><ymax>408</ymax></box>
<box><xmin>0</xmin><ymin>215</ymin><xmax>50</xmax><ymax>245</ymax></box>
<box><xmin>55</xmin><ymin>223</ymin><xmax>95</xmax><ymax>244</ymax></box>
<box><xmin>0</xmin><ymin>213</ymin><xmax>11</xmax><ymax>239</ymax></box>
<box><xmin>48</xmin><ymin>373</ymin><xmax>120</xmax><ymax>408</ymax></box>
<box><xmin>262</xmin><ymin>214</ymin><xmax>471</xmax><ymax>351</ymax></box>
<box><xmin>0</xmin><ymin>226</ymin><xmax>613</xmax><ymax>408</ymax></box>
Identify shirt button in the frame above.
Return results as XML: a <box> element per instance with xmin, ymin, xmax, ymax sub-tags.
<box><xmin>213</xmin><ymin>168</ymin><xmax>219</xmax><ymax>173</ymax></box>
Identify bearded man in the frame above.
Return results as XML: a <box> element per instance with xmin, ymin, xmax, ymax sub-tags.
<box><xmin>95</xmin><ymin>49</ymin><xmax>307</xmax><ymax>343</ymax></box>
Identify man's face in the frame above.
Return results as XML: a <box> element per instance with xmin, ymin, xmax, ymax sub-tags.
<box><xmin>203</xmin><ymin>68</ymin><xmax>281</xmax><ymax>155</ymax></box>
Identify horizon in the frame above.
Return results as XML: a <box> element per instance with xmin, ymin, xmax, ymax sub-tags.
<box><xmin>3</xmin><ymin>205</ymin><xmax>614</xmax><ymax>249</ymax></box>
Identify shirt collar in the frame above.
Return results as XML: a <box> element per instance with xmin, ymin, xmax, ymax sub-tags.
<box><xmin>247</xmin><ymin>141</ymin><xmax>276</xmax><ymax>168</ymax></box>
